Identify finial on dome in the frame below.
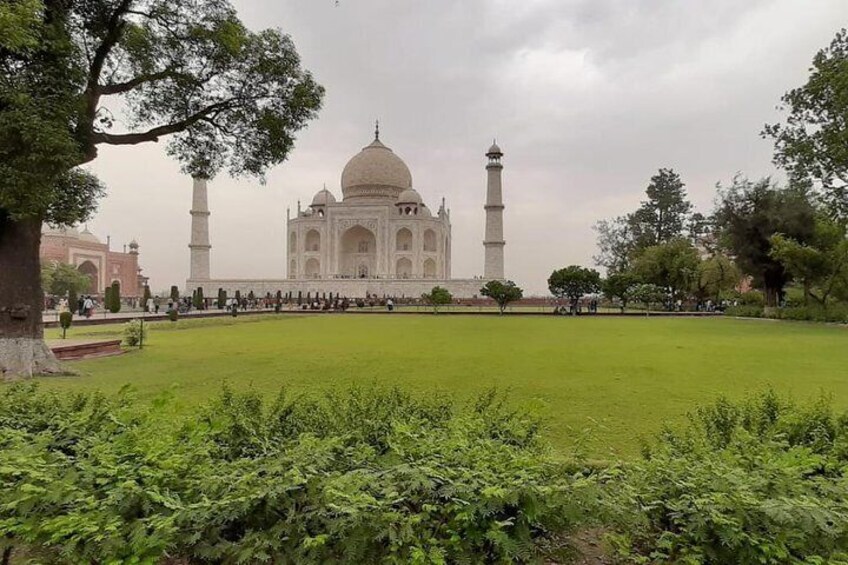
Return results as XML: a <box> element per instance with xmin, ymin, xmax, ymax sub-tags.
<box><xmin>375</xmin><ymin>120</ymin><xmax>380</xmax><ymax>141</ymax></box>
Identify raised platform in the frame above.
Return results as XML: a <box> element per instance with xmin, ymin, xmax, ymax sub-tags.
<box><xmin>187</xmin><ymin>277</ymin><xmax>489</xmax><ymax>299</ymax></box>
<box><xmin>49</xmin><ymin>339</ymin><xmax>124</xmax><ymax>361</ymax></box>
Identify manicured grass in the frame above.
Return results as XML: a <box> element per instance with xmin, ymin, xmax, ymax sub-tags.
<box><xmin>39</xmin><ymin>314</ymin><xmax>848</xmax><ymax>457</ymax></box>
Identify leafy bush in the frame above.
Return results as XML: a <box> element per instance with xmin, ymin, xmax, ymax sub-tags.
<box><xmin>773</xmin><ymin>304</ymin><xmax>848</xmax><ymax>323</ymax></box>
<box><xmin>0</xmin><ymin>385</ymin><xmax>596</xmax><ymax>564</ymax></box>
<box><xmin>725</xmin><ymin>305</ymin><xmax>765</xmax><ymax>318</ymax></box>
<box><xmin>58</xmin><ymin>311</ymin><xmax>73</xmax><ymax>338</ymax></box>
<box><xmin>122</xmin><ymin>319</ymin><xmax>147</xmax><ymax>346</ymax></box>
<box><xmin>168</xmin><ymin>308</ymin><xmax>179</xmax><ymax>322</ymax></box>
<box><xmin>607</xmin><ymin>392</ymin><xmax>848</xmax><ymax>564</ymax></box>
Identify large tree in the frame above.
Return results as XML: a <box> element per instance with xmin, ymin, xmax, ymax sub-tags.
<box><xmin>593</xmin><ymin>168</ymin><xmax>694</xmax><ymax>273</ymax></box>
<box><xmin>770</xmin><ymin>216</ymin><xmax>848</xmax><ymax>307</ymax></box>
<box><xmin>713</xmin><ymin>176</ymin><xmax>816</xmax><ymax>307</ymax></box>
<box><xmin>628</xmin><ymin>168</ymin><xmax>693</xmax><ymax>250</ymax></box>
<box><xmin>0</xmin><ymin>1</ymin><xmax>323</xmax><ymax>378</ymax></box>
<box><xmin>764</xmin><ymin>28</ymin><xmax>848</xmax><ymax>223</ymax></box>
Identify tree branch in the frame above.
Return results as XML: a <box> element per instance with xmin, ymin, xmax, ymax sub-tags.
<box><xmin>97</xmin><ymin>69</ymin><xmax>185</xmax><ymax>95</ymax></box>
<box><xmin>78</xmin><ymin>0</ymin><xmax>135</xmax><ymax>143</ymax></box>
<box><xmin>91</xmin><ymin>100</ymin><xmax>234</xmax><ymax>146</ymax></box>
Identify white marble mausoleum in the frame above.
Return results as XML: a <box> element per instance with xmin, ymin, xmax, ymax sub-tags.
<box><xmin>186</xmin><ymin>128</ymin><xmax>507</xmax><ymax>299</ymax></box>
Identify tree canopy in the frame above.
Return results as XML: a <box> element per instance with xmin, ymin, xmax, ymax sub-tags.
<box><xmin>764</xmin><ymin>28</ymin><xmax>848</xmax><ymax>222</ymax></box>
<box><xmin>548</xmin><ymin>266</ymin><xmax>601</xmax><ymax>301</ymax></box>
<box><xmin>713</xmin><ymin>176</ymin><xmax>816</xmax><ymax>306</ymax></box>
<box><xmin>480</xmin><ymin>280</ymin><xmax>523</xmax><ymax>314</ymax></box>
<box><xmin>1</xmin><ymin>0</ymin><xmax>325</xmax><ymax>223</ymax></box>
<box><xmin>632</xmin><ymin>239</ymin><xmax>701</xmax><ymax>300</ymax></box>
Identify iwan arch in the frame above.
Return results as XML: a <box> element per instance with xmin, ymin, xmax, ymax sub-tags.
<box><xmin>186</xmin><ymin>127</ymin><xmax>507</xmax><ymax>299</ymax></box>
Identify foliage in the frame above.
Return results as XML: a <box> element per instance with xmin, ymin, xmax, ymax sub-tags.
<box><xmin>217</xmin><ymin>287</ymin><xmax>226</xmax><ymax>309</ymax></box>
<box><xmin>1</xmin><ymin>0</ymin><xmax>324</xmax><ymax>223</ymax></box>
<box><xmin>694</xmin><ymin>253</ymin><xmax>740</xmax><ymax>302</ymax></box>
<box><xmin>40</xmin><ymin>261</ymin><xmax>90</xmax><ymax>299</ymax></box>
<box><xmin>593</xmin><ymin>169</ymin><xmax>695</xmax><ymax>273</ymax></box>
<box><xmin>480</xmin><ymin>279</ymin><xmax>524</xmax><ymax>313</ymax></box>
<box><xmin>58</xmin><ymin>311</ymin><xmax>73</xmax><ymax>339</ymax></box>
<box><xmin>770</xmin><ymin>216</ymin><xmax>848</xmax><ymax>306</ymax></box>
<box><xmin>0</xmin><ymin>385</ymin><xmax>596</xmax><ymax>564</ymax></box>
<box><xmin>764</xmin><ymin>28</ymin><xmax>848</xmax><ymax>222</ymax></box>
<box><xmin>141</xmin><ymin>285</ymin><xmax>152</xmax><ymax>310</ymax></box>
<box><xmin>108</xmin><ymin>280</ymin><xmax>121</xmax><ymax>313</ymax></box>
<box><xmin>602</xmin><ymin>271</ymin><xmax>639</xmax><ymax>310</ymax></box>
<box><xmin>122</xmin><ymin>319</ymin><xmax>147</xmax><ymax>346</ymax></box>
<box><xmin>626</xmin><ymin>283</ymin><xmax>667</xmax><ymax>312</ymax></box>
<box><xmin>170</xmin><ymin>285</ymin><xmax>180</xmax><ymax>301</ymax></box>
<box><xmin>714</xmin><ymin>176</ymin><xmax>816</xmax><ymax>306</ymax></box>
<box><xmin>608</xmin><ymin>392</ymin><xmax>848</xmax><ymax>564</ymax></box>
<box><xmin>193</xmin><ymin>286</ymin><xmax>204</xmax><ymax>309</ymax></box>
<box><xmin>631</xmin><ymin>239</ymin><xmax>701</xmax><ymax>300</ymax></box>
<box><xmin>548</xmin><ymin>266</ymin><xmax>601</xmax><ymax>301</ymax></box>
<box><xmin>593</xmin><ymin>216</ymin><xmax>634</xmax><ymax>274</ymax></box>
<box><xmin>168</xmin><ymin>309</ymin><xmax>179</xmax><ymax>322</ymax></box>
<box><xmin>421</xmin><ymin>286</ymin><xmax>453</xmax><ymax>313</ymax></box>
<box><xmin>724</xmin><ymin>305</ymin><xmax>765</xmax><ymax>318</ymax></box>
<box><xmin>628</xmin><ymin>168</ymin><xmax>693</xmax><ymax>250</ymax></box>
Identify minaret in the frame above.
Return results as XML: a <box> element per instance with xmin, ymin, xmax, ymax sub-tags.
<box><xmin>189</xmin><ymin>176</ymin><xmax>211</xmax><ymax>280</ymax></box>
<box><xmin>483</xmin><ymin>141</ymin><xmax>505</xmax><ymax>279</ymax></box>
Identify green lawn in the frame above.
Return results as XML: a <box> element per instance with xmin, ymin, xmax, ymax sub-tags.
<box><xmin>38</xmin><ymin>314</ymin><xmax>848</xmax><ymax>457</ymax></box>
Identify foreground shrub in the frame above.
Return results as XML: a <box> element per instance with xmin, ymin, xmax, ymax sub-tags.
<box><xmin>607</xmin><ymin>392</ymin><xmax>848</xmax><ymax>564</ymax></box>
<box><xmin>725</xmin><ymin>304</ymin><xmax>765</xmax><ymax>318</ymax></box>
<box><xmin>122</xmin><ymin>318</ymin><xmax>147</xmax><ymax>346</ymax></box>
<box><xmin>0</xmin><ymin>385</ymin><xmax>596</xmax><ymax>564</ymax></box>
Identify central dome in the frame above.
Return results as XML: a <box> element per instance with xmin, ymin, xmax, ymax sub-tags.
<box><xmin>341</xmin><ymin>138</ymin><xmax>412</xmax><ymax>201</ymax></box>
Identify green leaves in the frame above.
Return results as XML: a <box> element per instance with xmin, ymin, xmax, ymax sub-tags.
<box><xmin>609</xmin><ymin>392</ymin><xmax>848</xmax><ymax>564</ymax></box>
<box><xmin>548</xmin><ymin>265</ymin><xmax>601</xmax><ymax>301</ymax></box>
<box><xmin>0</xmin><ymin>384</ymin><xmax>590</xmax><ymax>563</ymax></box>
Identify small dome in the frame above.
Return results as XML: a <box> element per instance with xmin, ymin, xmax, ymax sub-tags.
<box><xmin>311</xmin><ymin>188</ymin><xmax>336</xmax><ymax>207</ymax></box>
<box><xmin>487</xmin><ymin>141</ymin><xmax>503</xmax><ymax>156</ymax></box>
<box><xmin>79</xmin><ymin>227</ymin><xmax>101</xmax><ymax>244</ymax></box>
<box><xmin>397</xmin><ymin>188</ymin><xmax>422</xmax><ymax>205</ymax></box>
<box><xmin>341</xmin><ymin>137</ymin><xmax>413</xmax><ymax>201</ymax></box>
<box><xmin>129</xmin><ymin>239</ymin><xmax>139</xmax><ymax>249</ymax></box>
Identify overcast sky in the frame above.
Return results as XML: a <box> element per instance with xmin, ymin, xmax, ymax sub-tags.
<box><xmin>85</xmin><ymin>0</ymin><xmax>847</xmax><ymax>295</ymax></box>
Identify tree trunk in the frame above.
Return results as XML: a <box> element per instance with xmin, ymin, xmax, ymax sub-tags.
<box><xmin>0</xmin><ymin>215</ymin><xmax>65</xmax><ymax>380</ymax></box>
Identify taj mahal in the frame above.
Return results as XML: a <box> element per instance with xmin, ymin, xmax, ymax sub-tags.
<box><xmin>186</xmin><ymin>126</ymin><xmax>507</xmax><ymax>299</ymax></box>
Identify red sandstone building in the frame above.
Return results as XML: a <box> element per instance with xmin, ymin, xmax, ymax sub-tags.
<box><xmin>40</xmin><ymin>226</ymin><xmax>148</xmax><ymax>297</ymax></box>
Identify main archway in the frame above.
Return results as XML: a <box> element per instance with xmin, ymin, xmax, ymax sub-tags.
<box><xmin>77</xmin><ymin>260</ymin><xmax>99</xmax><ymax>293</ymax></box>
<box><xmin>340</xmin><ymin>225</ymin><xmax>377</xmax><ymax>278</ymax></box>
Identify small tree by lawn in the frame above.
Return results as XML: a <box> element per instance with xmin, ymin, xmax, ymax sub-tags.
<box><xmin>218</xmin><ymin>288</ymin><xmax>227</xmax><ymax>309</ymax></box>
<box><xmin>170</xmin><ymin>286</ymin><xmax>180</xmax><ymax>302</ymax></box>
<box><xmin>422</xmin><ymin>286</ymin><xmax>452</xmax><ymax>314</ymax></box>
<box><xmin>627</xmin><ymin>283</ymin><xmax>667</xmax><ymax>314</ymax></box>
<box><xmin>602</xmin><ymin>272</ymin><xmax>639</xmax><ymax>312</ymax></box>
<box><xmin>548</xmin><ymin>266</ymin><xmax>601</xmax><ymax>305</ymax></box>
<box><xmin>108</xmin><ymin>281</ymin><xmax>121</xmax><ymax>313</ymax></box>
<box><xmin>58</xmin><ymin>312</ymin><xmax>73</xmax><ymax>340</ymax></box>
<box><xmin>480</xmin><ymin>280</ymin><xmax>523</xmax><ymax>314</ymax></box>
